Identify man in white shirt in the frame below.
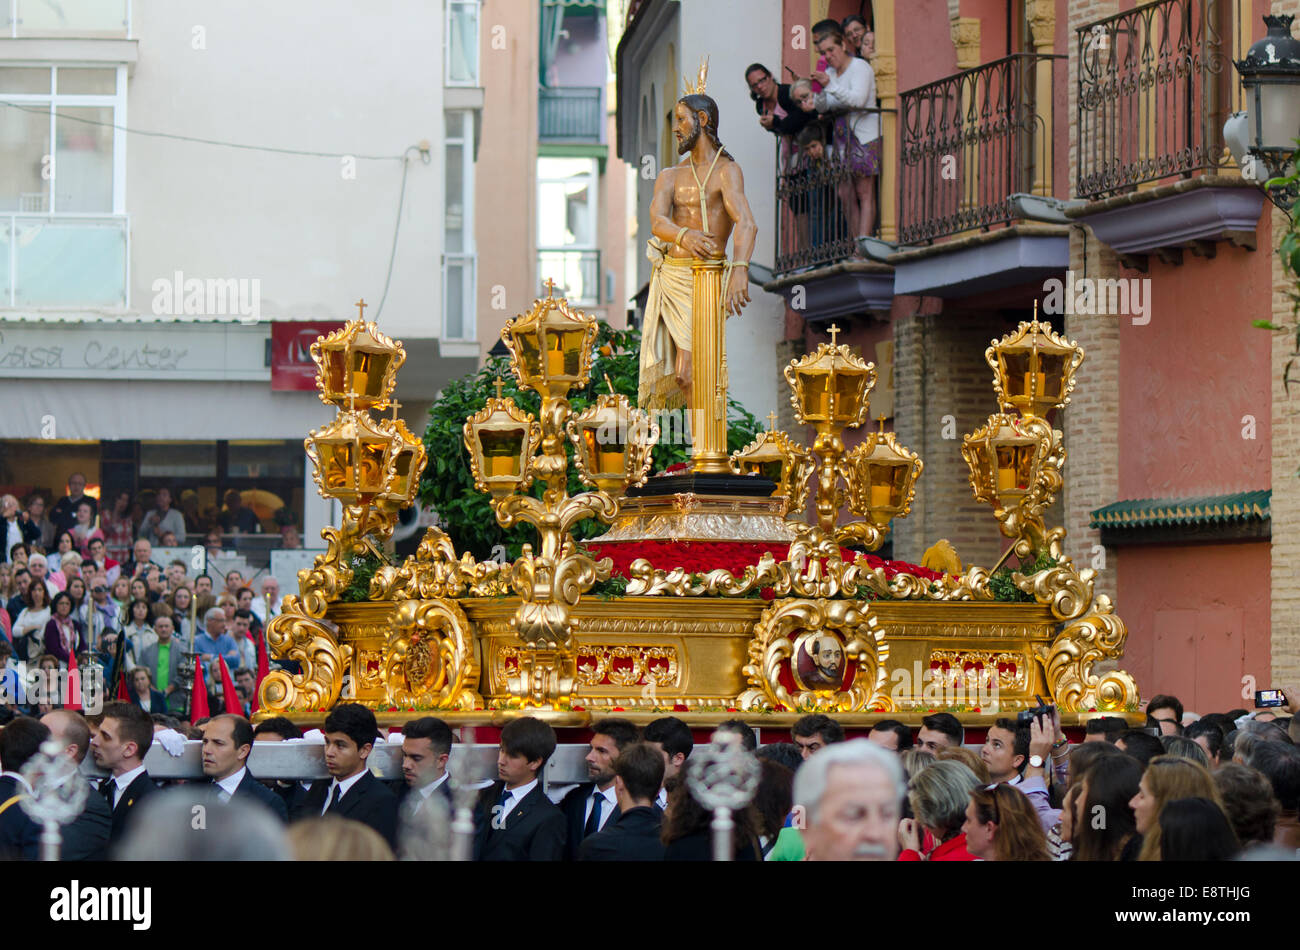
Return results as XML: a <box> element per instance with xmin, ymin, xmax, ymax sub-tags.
<box><xmin>399</xmin><ymin>717</ymin><xmax>453</xmax><ymax>816</ymax></box>
<box><xmin>643</xmin><ymin>716</ymin><xmax>694</xmax><ymax>811</ymax></box>
<box><xmin>291</xmin><ymin>703</ymin><xmax>397</xmax><ymax>848</ymax></box>
<box><xmin>250</xmin><ymin>576</ymin><xmax>282</xmax><ymax>626</ymax></box>
<box><xmin>560</xmin><ymin>717</ymin><xmax>639</xmax><ymax>859</ymax></box>
<box><xmin>89</xmin><ymin>701</ymin><xmax>157</xmax><ymax>843</ymax></box>
<box><xmin>200</xmin><ymin>714</ymin><xmax>287</xmax><ymax>820</ymax></box>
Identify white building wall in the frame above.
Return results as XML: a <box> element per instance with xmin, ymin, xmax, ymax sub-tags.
<box><xmin>127</xmin><ymin>0</ymin><xmax>445</xmax><ymax>342</ymax></box>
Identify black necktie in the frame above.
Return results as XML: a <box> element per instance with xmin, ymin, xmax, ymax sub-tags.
<box><xmin>326</xmin><ymin>783</ymin><xmax>342</xmax><ymax>812</ymax></box>
<box><xmin>584</xmin><ymin>790</ymin><xmax>604</xmax><ymax>836</ymax></box>
<box><xmin>100</xmin><ymin>778</ymin><xmax>115</xmax><ymax>807</ymax></box>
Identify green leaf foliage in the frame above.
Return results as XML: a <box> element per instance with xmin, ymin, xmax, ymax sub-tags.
<box><xmin>419</xmin><ymin>323</ymin><xmax>764</xmax><ymax>561</ymax></box>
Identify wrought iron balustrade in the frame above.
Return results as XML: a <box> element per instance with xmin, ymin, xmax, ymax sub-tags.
<box><xmin>539</xmin><ymin>86</ymin><xmax>603</xmax><ymax>141</ymax></box>
<box><xmin>898</xmin><ymin>53</ymin><xmax>1062</xmax><ymax>244</ymax></box>
<box><xmin>1077</xmin><ymin>0</ymin><xmax>1240</xmax><ymax>199</ymax></box>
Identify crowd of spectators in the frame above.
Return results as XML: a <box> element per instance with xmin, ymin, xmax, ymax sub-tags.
<box><xmin>0</xmin><ymin>476</ymin><xmax>294</xmax><ymax>718</ymax></box>
<box><xmin>749</xmin><ymin>16</ymin><xmax>881</xmax><ymax>260</ymax></box>
<box><xmin>2</xmin><ymin>687</ymin><xmax>1295</xmax><ymax>862</ymax></box>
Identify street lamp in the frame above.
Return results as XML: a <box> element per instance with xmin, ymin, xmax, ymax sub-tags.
<box><xmin>1226</xmin><ymin>14</ymin><xmax>1300</xmax><ymax>210</ymax></box>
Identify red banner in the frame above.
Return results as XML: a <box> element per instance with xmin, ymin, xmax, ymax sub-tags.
<box><xmin>270</xmin><ymin>321</ymin><xmax>343</xmax><ymax>391</ymax></box>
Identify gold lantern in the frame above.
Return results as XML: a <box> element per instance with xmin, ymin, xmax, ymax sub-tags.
<box><xmin>306</xmin><ymin>410</ymin><xmax>398</xmax><ymax>505</ymax></box>
<box><xmin>962</xmin><ymin>413</ymin><xmax>1043</xmax><ymax>510</ymax></box>
<box><xmin>378</xmin><ymin>415</ymin><xmax>427</xmax><ymax>507</ymax></box>
<box><xmin>784</xmin><ymin>331</ymin><xmax>877</xmax><ymax>430</ymax></box>
<box><xmin>730</xmin><ymin>429</ymin><xmax>816</xmax><ymax>516</ymax></box>
<box><xmin>310</xmin><ymin>301</ymin><xmax>405</xmax><ymax>410</ymax></box>
<box><xmin>463</xmin><ymin>384</ymin><xmax>542</xmax><ymax>499</ymax></box>
<box><xmin>841</xmin><ymin>429</ymin><xmax>924</xmax><ymax>525</ymax></box>
<box><xmin>566</xmin><ymin>392</ymin><xmax>659</xmax><ymax>499</ymax></box>
<box><xmin>502</xmin><ymin>280</ymin><xmax>599</xmax><ymax>399</ymax></box>
<box><xmin>986</xmin><ymin>302</ymin><xmax>1084</xmax><ymax>420</ymax></box>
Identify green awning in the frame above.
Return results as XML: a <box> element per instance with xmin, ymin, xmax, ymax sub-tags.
<box><xmin>1089</xmin><ymin>490</ymin><xmax>1271</xmax><ymax>530</ymax></box>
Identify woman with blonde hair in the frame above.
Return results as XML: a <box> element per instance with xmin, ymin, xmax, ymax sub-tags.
<box><xmin>288</xmin><ymin>817</ymin><xmax>394</xmax><ymax>861</ymax></box>
<box><xmin>899</xmin><ymin>760</ymin><xmax>981</xmax><ymax>861</ymax></box>
<box><xmin>963</xmin><ymin>783</ymin><xmax>1050</xmax><ymax>861</ymax></box>
<box><xmin>1130</xmin><ymin>754</ymin><xmax>1222</xmax><ymax>861</ymax></box>
<box><xmin>936</xmin><ymin>746</ymin><xmax>991</xmax><ymax>784</ymax></box>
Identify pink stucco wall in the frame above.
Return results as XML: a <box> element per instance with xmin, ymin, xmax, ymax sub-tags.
<box><xmin>1117</xmin><ymin>217</ymin><xmax>1272</xmax><ymax>498</ymax></box>
<box><xmin>1117</xmin><ymin>541</ymin><xmax>1271</xmax><ymax>715</ymax></box>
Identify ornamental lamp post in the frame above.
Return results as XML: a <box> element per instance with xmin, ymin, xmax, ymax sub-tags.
<box><xmin>309</xmin><ymin>299</ymin><xmax>404</xmax><ymax>409</ymax></box>
<box><xmin>566</xmin><ymin>387</ymin><xmax>659</xmax><ymax>502</ymax></box>
<box><xmin>463</xmin><ymin>379</ymin><xmax>542</xmax><ymax>501</ymax></box>
<box><xmin>985</xmin><ymin>302</ymin><xmax>1082</xmax><ymax>420</ymax></box>
<box><xmin>840</xmin><ymin>420</ymin><xmax>923</xmax><ymax>543</ymax></box>
<box><xmin>1225</xmin><ymin>14</ymin><xmax>1300</xmax><ymax>210</ymax></box>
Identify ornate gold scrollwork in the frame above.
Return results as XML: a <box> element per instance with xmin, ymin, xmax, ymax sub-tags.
<box><xmin>296</xmin><ymin>504</ymin><xmax>398</xmax><ymax>618</ymax></box>
<box><xmin>370</xmin><ymin>526</ymin><xmax>510</xmax><ymax>602</ymax></box>
<box><xmin>736</xmin><ymin>598</ymin><xmax>892</xmax><ymax>713</ymax></box>
<box><xmin>258</xmin><ymin>608</ymin><xmax>352</xmax><ymax>714</ymax></box>
<box><xmin>382</xmin><ymin>598</ymin><xmax>482</xmax><ymax>710</ymax></box>
<box><xmin>1036</xmin><ymin>595</ymin><xmax>1138</xmax><ymax>712</ymax></box>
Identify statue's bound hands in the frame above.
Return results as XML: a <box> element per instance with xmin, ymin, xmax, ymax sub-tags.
<box><xmin>681</xmin><ymin>229</ymin><xmax>720</xmax><ymax>259</ymax></box>
<box><xmin>725</xmin><ymin>268</ymin><xmax>750</xmax><ymax>316</ymax></box>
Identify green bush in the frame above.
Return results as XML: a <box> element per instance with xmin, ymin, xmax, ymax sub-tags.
<box><xmin>419</xmin><ymin>323</ymin><xmax>763</xmax><ymax>561</ymax></box>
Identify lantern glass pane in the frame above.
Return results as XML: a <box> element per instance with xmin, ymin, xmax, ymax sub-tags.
<box><xmin>802</xmin><ymin>373</ymin><xmax>830</xmax><ymax>418</ymax></box>
<box><xmin>742</xmin><ymin>458</ymin><xmax>784</xmax><ymax>484</ymax></box>
<box><xmin>1037</xmin><ymin>352</ymin><xmax>1067</xmax><ymax>399</ymax></box>
<box><xmin>1259</xmin><ymin>81</ymin><xmax>1300</xmax><ymax>151</ymax></box>
<box><xmin>867</xmin><ymin>460</ymin><xmax>905</xmax><ymax>508</ymax></box>
<box><xmin>351</xmin><ymin>350</ymin><xmax>391</xmax><ymax>400</ymax></box>
<box><xmin>358</xmin><ymin>441</ymin><xmax>388</xmax><ymax>492</ymax></box>
<box><xmin>389</xmin><ymin>450</ymin><xmax>414</xmax><ymax>497</ymax></box>
<box><xmin>581</xmin><ymin>424</ymin><xmax>626</xmax><ymax>475</ymax></box>
<box><xmin>519</xmin><ymin>334</ymin><xmax>543</xmax><ymax>378</ymax></box>
<box><xmin>1002</xmin><ymin>350</ymin><xmax>1032</xmax><ymax>398</ymax></box>
<box><xmin>479</xmin><ymin>429</ymin><xmax>526</xmax><ymax>477</ymax></box>
<box><xmin>323</xmin><ymin>443</ymin><xmax>354</xmax><ymax>493</ymax></box>
<box><xmin>834</xmin><ymin>373</ymin><xmax>866</xmax><ymax>420</ymax></box>
<box><xmin>323</xmin><ymin>349</ymin><xmax>348</xmax><ymax>394</ymax></box>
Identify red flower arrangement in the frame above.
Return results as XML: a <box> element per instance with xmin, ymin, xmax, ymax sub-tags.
<box><xmin>585</xmin><ymin>539</ymin><xmax>944</xmax><ymax>582</ymax></box>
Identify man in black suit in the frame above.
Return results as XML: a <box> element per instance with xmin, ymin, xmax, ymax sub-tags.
<box><xmin>40</xmin><ymin>710</ymin><xmax>112</xmax><ymax>860</ymax></box>
<box><xmin>201</xmin><ymin>714</ymin><xmax>288</xmax><ymax>821</ymax></box>
<box><xmin>0</xmin><ymin>716</ymin><xmax>46</xmax><ymax>859</ymax></box>
<box><xmin>579</xmin><ymin>742</ymin><xmax>666</xmax><ymax>861</ymax></box>
<box><xmin>89</xmin><ymin>701</ymin><xmax>157</xmax><ymax>845</ymax></box>
<box><xmin>253</xmin><ymin>716</ymin><xmax>309</xmax><ymax>815</ymax></box>
<box><xmin>642</xmin><ymin>716</ymin><xmax>694</xmax><ymax>810</ymax></box>
<box><xmin>559</xmin><ymin>717</ymin><xmax>639</xmax><ymax>859</ymax></box>
<box><xmin>396</xmin><ymin>716</ymin><xmax>453</xmax><ymax>819</ymax></box>
<box><xmin>473</xmin><ymin>716</ymin><xmax>566</xmax><ymax>861</ymax></box>
<box><xmin>292</xmin><ymin>703</ymin><xmax>398</xmax><ymax>849</ymax></box>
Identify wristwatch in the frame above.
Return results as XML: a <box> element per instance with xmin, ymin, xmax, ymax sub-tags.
<box><xmin>1028</xmin><ymin>754</ymin><xmax>1045</xmax><ymax>768</ymax></box>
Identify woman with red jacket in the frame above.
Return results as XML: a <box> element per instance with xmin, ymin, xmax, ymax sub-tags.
<box><xmin>899</xmin><ymin>760</ymin><xmax>981</xmax><ymax>861</ymax></box>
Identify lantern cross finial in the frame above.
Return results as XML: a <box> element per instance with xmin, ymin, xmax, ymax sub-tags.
<box><xmin>544</xmin><ymin>278</ymin><xmax>556</xmax><ymax>298</ymax></box>
<box><xmin>877</xmin><ymin>413</ymin><xmax>887</xmax><ymax>433</ymax></box>
<box><xmin>767</xmin><ymin>411</ymin><xmax>778</xmax><ymax>431</ymax></box>
<box><xmin>828</xmin><ymin>323</ymin><xmax>841</xmax><ymax>347</ymax></box>
<box><xmin>493</xmin><ymin>376</ymin><xmax>506</xmax><ymax>401</ymax></box>
<box><xmin>355</xmin><ymin>298</ymin><xmax>367</xmax><ymax>321</ymax></box>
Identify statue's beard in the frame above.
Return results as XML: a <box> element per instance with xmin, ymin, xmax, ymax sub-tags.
<box><xmin>678</xmin><ymin>119</ymin><xmax>701</xmax><ymax>154</ymax></box>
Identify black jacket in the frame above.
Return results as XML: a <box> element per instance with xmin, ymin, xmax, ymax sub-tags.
<box><xmin>211</xmin><ymin>769</ymin><xmax>289</xmax><ymax>822</ymax></box>
<box><xmin>578</xmin><ymin>805</ymin><xmax>665</xmax><ymax>861</ymax></box>
<box><xmin>62</xmin><ymin>781</ymin><xmax>112</xmax><ymax>861</ymax></box>
<box><xmin>101</xmin><ymin>769</ymin><xmax>157</xmax><ymax>844</ymax></box>
<box><xmin>473</xmin><ymin>781</ymin><xmax>566</xmax><ymax>862</ymax></box>
<box><xmin>0</xmin><ymin>776</ymin><xmax>39</xmax><ymax>860</ymax></box>
<box><xmin>394</xmin><ymin>775</ymin><xmax>453</xmax><ymax>818</ymax></box>
<box><xmin>663</xmin><ymin>828</ymin><xmax>762</xmax><ymax>861</ymax></box>
<box><xmin>293</xmin><ymin>770</ymin><xmax>398</xmax><ymax>849</ymax></box>
<box><xmin>755</xmin><ymin>83</ymin><xmax>813</xmax><ymax>138</ymax></box>
<box><xmin>1</xmin><ymin>516</ymin><xmax>40</xmax><ymax>564</ymax></box>
<box><xmin>559</xmin><ymin>782</ymin><xmax>620</xmax><ymax>860</ymax></box>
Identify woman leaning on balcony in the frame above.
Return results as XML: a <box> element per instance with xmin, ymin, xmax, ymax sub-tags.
<box><xmin>802</xmin><ymin>27</ymin><xmax>880</xmax><ymax>242</ymax></box>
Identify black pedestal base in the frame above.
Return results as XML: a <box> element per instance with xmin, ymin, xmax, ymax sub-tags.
<box><xmin>625</xmin><ymin>471</ymin><xmax>778</xmax><ymax>498</ymax></box>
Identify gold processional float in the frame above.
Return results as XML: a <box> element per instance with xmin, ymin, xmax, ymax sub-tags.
<box><xmin>256</xmin><ymin>294</ymin><xmax>1140</xmax><ymax>728</ymax></box>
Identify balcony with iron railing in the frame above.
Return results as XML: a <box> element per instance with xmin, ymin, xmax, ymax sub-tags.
<box><xmin>1072</xmin><ymin>0</ymin><xmax>1263</xmax><ymax>263</ymax></box>
<box><xmin>538</xmin><ymin>247</ymin><xmax>600</xmax><ymax>306</ymax></box>
<box><xmin>539</xmin><ymin>86</ymin><xmax>603</xmax><ymax>142</ymax></box>
<box><xmin>898</xmin><ymin>52</ymin><xmax>1063</xmax><ymax>245</ymax></box>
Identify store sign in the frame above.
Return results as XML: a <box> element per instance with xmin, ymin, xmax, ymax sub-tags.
<box><xmin>271</xmin><ymin>321</ymin><xmax>343</xmax><ymax>391</ymax></box>
<box><xmin>0</xmin><ymin>322</ymin><xmax>267</xmax><ymax>380</ymax></box>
